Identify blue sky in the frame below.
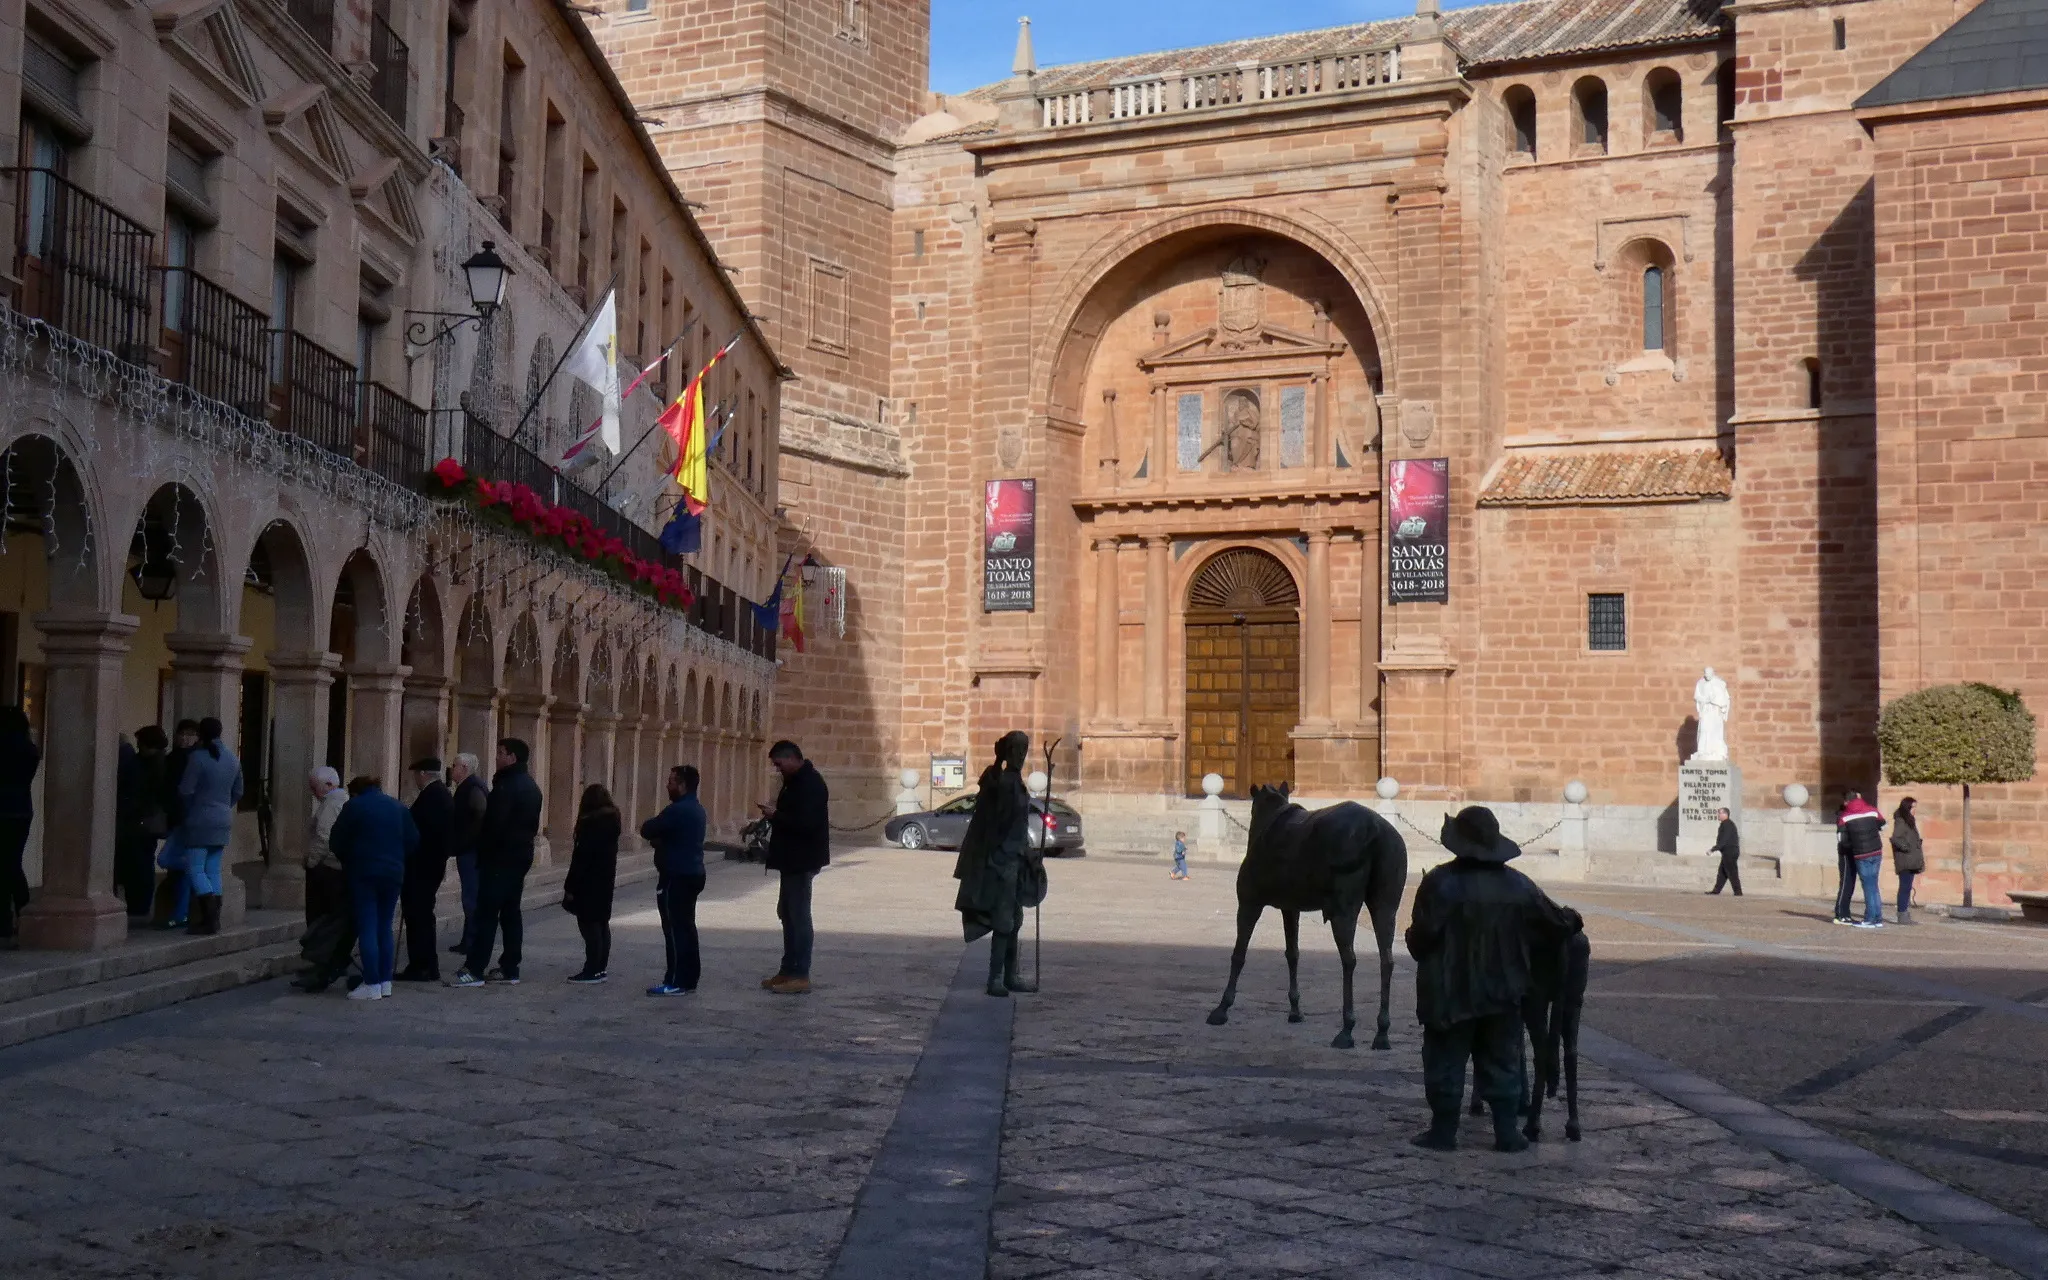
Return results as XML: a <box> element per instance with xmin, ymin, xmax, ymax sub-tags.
<box><xmin>931</xmin><ymin>2</ymin><xmax>1425</xmax><ymax>94</ymax></box>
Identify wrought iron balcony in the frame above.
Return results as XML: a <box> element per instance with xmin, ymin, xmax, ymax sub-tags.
<box><xmin>5</xmin><ymin>167</ymin><xmax>155</xmax><ymax>362</ymax></box>
<box><xmin>283</xmin><ymin>0</ymin><xmax>335</xmax><ymax>53</ymax></box>
<box><xmin>359</xmin><ymin>381</ymin><xmax>426</xmax><ymax>487</ymax></box>
<box><xmin>1032</xmin><ymin>41</ymin><xmax>1401</xmax><ymax>130</ymax></box>
<box><xmin>369</xmin><ymin>15</ymin><xmax>409</xmax><ymax>129</ymax></box>
<box><xmin>160</xmin><ymin>267</ymin><xmax>268</xmax><ymax>417</ymax></box>
<box><xmin>268</xmin><ymin>329</ymin><xmax>359</xmax><ymax>463</ymax></box>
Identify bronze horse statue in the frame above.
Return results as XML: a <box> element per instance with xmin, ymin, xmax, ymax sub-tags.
<box><xmin>1471</xmin><ymin>927</ymin><xmax>1591</xmax><ymax>1141</ymax></box>
<box><xmin>1206</xmin><ymin>783</ymin><xmax>1409</xmax><ymax>1049</ymax></box>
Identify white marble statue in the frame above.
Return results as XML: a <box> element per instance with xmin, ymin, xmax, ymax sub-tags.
<box><xmin>1692</xmin><ymin>667</ymin><xmax>1731</xmax><ymax>763</ymax></box>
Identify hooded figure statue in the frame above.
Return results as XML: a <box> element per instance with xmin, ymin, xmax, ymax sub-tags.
<box><xmin>952</xmin><ymin>730</ymin><xmax>1047</xmax><ymax>997</ymax></box>
<box><xmin>1404</xmin><ymin>806</ymin><xmax>1581</xmax><ymax>1153</ymax></box>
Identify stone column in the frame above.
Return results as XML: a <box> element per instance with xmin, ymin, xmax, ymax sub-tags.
<box><xmin>504</xmin><ymin>692</ymin><xmax>550</xmax><ymax>855</ymax></box>
<box><xmin>1359</xmin><ymin>526</ymin><xmax>1382</xmax><ymax>727</ymax></box>
<box><xmin>454</xmin><ymin>688</ymin><xmax>498</xmax><ymax>768</ymax></box>
<box><xmin>1093</xmin><ymin>537</ymin><xmax>1120</xmax><ymax>720</ymax></box>
<box><xmin>346</xmin><ymin>665</ymin><xmax>408</xmax><ymax>787</ymax></box>
<box><xmin>1143</xmin><ymin>536</ymin><xmax>1170</xmax><ymax>722</ymax></box>
<box><xmin>581</xmin><ymin>713</ymin><xmax>617</xmax><ymax>809</ymax></box>
<box><xmin>400</xmin><ymin>675</ymin><xmax>452</xmax><ymax>793</ymax></box>
<box><xmin>19</xmin><ymin>612</ymin><xmax>137</xmax><ymax>950</ymax></box>
<box><xmin>1303</xmin><ymin>530</ymin><xmax>1333</xmax><ymax>726</ymax></box>
<box><xmin>614</xmin><ymin>716</ymin><xmax>643</xmax><ymax>843</ymax></box>
<box><xmin>164</xmin><ymin>632</ymin><xmax>253</xmax><ymax>728</ymax></box>
<box><xmin>545</xmin><ymin>701</ymin><xmax>583</xmax><ymax>855</ymax></box>
<box><xmin>261</xmin><ymin>650</ymin><xmax>338</xmax><ymax>910</ymax></box>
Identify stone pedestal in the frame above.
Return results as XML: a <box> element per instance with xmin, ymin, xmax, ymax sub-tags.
<box><xmin>1677</xmin><ymin>760</ymin><xmax>1742</xmax><ymax>855</ymax></box>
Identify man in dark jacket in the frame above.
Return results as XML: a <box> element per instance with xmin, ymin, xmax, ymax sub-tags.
<box><xmin>329</xmin><ymin>776</ymin><xmax>420</xmax><ymax>1000</ymax></box>
<box><xmin>453</xmin><ymin>739</ymin><xmax>545</xmax><ymax>987</ymax></box>
<box><xmin>1707</xmin><ymin>807</ymin><xmax>1742</xmax><ymax>896</ymax></box>
<box><xmin>759</xmin><ymin>740</ymin><xmax>830</xmax><ymax>994</ymax></box>
<box><xmin>1405</xmin><ymin>807</ymin><xmax>1582</xmax><ymax>1153</ymax></box>
<box><xmin>642</xmin><ymin>765</ymin><xmax>709</xmax><ymax>995</ymax></box>
<box><xmin>1839</xmin><ymin>792</ymin><xmax>1887</xmax><ymax>928</ymax></box>
<box><xmin>397</xmin><ymin>758</ymin><xmax>455</xmax><ymax>982</ymax></box>
<box><xmin>447</xmin><ymin>753</ymin><xmax>489</xmax><ymax>954</ymax></box>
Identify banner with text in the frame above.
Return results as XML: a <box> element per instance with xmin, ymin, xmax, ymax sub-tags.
<box><xmin>983</xmin><ymin>478</ymin><xmax>1037</xmax><ymax>612</ymax></box>
<box><xmin>1387</xmin><ymin>458</ymin><xmax>1450</xmax><ymax>604</ymax></box>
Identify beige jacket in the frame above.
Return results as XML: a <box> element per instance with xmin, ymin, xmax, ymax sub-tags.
<box><xmin>306</xmin><ymin>787</ymin><xmax>348</xmax><ymax>870</ymax></box>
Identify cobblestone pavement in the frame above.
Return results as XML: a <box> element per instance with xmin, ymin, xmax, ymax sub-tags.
<box><xmin>0</xmin><ymin>848</ymin><xmax>2041</xmax><ymax>1278</ymax></box>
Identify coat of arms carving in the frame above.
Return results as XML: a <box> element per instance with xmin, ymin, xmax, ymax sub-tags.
<box><xmin>1217</xmin><ymin>254</ymin><xmax>1265</xmax><ymax>349</ymax></box>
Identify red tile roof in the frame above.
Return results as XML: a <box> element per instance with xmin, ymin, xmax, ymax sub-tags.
<box><xmin>1478</xmin><ymin>448</ymin><xmax>1732</xmax><ymax>505</ymax></box>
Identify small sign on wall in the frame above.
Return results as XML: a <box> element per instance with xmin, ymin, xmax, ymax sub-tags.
<box><xmin>1387</xmin><ymin>458</ymin><xmax>1450</xmax><ymax>604</ymax></box>
<box><xmin>983</xmin><ymin>478</ymin><xmax>1037</xmax><ymax>612</ymax></box>
<box><xmin>931</xmin><ymin>756</ymin><xmax>967</xmax><ymax>792</ymax></box>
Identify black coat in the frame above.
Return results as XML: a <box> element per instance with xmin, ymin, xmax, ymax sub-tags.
<box><xmin>1406</xmin><ymin>858</ymin><xmax>1581</xmax><ymax>1029</ymax></box>
<box><xmin>1710</xmin><ymin>818</ymin><xmax>1740</xmax><ymax>858</ymax></box>
<box><xmin>0</xmin><ymin>729</ymin><xmax>41</xmax><ymax>820</ymax></box>
<box><xmin>410</xmin><ymin>780</ymin><xmax>455</xmax><ymax>865</ymax></box>
<box><xmin>765</xmin><ymin>761</ymin><xmax>831</xmax><ymax>874</ymax></box>
<box><xmin>450</xmin><ymin>775</ymin><xmax>488</xmax><ymax>859</ymax></box>
<box><xmin>952</xmin><ymin>764</ymin><xmax>1042</xmax><ymax>942</ymax></box>
<box><xmin>478</xmin><ymin>765</ymin><xmax>543</xmax><ymax>870</ymax></box>
<box><xmin>1892</xmin><ymin>818</ymin><xmax>1925</xmax><ymax>874</ymax></box>
<box><xmin>564</xmin><ymin>809</ymin><xmax>620</xmax><ymax>919</ymax></box>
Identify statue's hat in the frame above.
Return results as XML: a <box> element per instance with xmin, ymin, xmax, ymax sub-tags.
<box><xmin>1440</xmin><ymin>806</ymin><xmax>1521</xmax><ymax>863</ymax></box>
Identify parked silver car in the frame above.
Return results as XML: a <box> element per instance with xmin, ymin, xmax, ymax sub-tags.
<box><xmin>885</xmin><ymin>796</ymin><xmax>1085</xmax><ymax>855</ymax></box>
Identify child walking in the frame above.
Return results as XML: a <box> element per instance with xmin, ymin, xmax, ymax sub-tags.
<box><xmin>1171</xmin><ymin>831</ymin><xmax>1189</xmax><ymax>880</ymax></box>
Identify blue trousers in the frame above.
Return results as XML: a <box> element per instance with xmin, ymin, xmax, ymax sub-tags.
<box><xmin>1854</xmin><ymin>856</ymin><xmax>1884</xmax><ymax>923</ymax></box>
<box><xmin>455</xmin><ymin>852</ymin><xmax>479</xmax><ymax>948</ymax></box>
<box><xmin>183</xmin><ymin>845</ymin><xmax>224</xmax><ymax>896</ymax></box>
<box><xmin>350</xmin><ymin>874</ymin><xmax>403</xmax><ymax>985</ymax></box>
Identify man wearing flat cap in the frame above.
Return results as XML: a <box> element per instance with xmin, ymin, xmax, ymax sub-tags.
<box><xmin>1405</xmin><ymin>806</ymin><xmax>1582</xmax><ymax>1152</ymax></box>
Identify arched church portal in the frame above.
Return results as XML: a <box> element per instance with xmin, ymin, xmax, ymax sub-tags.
<box><xmin>1184</xmin><ymin>547</ymin><xmax>1300</xmax><ymax>798</ymax></box>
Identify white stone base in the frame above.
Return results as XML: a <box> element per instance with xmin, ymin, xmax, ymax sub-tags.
<box><xmin>1677</xmin><ymin>761</ymin><xmax>1742</xmax><ymax>855</ymax></box>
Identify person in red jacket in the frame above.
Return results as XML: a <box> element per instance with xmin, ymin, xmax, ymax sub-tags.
<box><xmin>1837</xmin><ymin>792</ymin><xmax>1887</xmax><ymax>928</ymax></box>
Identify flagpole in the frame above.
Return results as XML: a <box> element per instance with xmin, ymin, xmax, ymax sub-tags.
<box><xmin>598</xmin><ymin>330</ymin><xmax>744</xmax><ymax>493</ymax></box>
<box><xmin>578</xmin><ymin>321</ymin><xmax>699</xmax><ymax>487</ymax></box>
<box><xmin>508</xmin><ymin>271</ymin><xmax>620</xmax><ymax>450</ymax></box>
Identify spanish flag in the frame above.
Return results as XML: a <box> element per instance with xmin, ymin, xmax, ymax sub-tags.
<box><xmin>656</xmin><ymin>335</ymin><xmax>739</xmax><ymax>515</ymax></box>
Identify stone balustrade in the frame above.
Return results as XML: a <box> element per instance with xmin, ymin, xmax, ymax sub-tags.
<box><xmin>1035</xmin><ymin>44</ymin><xmax>1402</xmax><ymax>131</ymax></box>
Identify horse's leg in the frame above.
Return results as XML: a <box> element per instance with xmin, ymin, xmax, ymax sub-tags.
<box><xmin>1522</xmin><ymin>999</ymin><xmax>1549</xmax><ymax>1141</ymax></box>
<box><xmin>1563</xmin><ymin>995</ymin><xmax>1584</xmax><ymax>1142</ymax></box>
<box><xmin>1327</xmin><ymin>908</ymin><xmax>1358</xmax><ymax>1050</ymax></box>
<box><xmin>1281</xmin><ymin>909</ymin><xmax>1304</xmax><ymax>1023</ymax></box>
<box><xmin>1207</xmin><ymin>899</ymin><xmax>1264</xmax><ymax>1026</ymax></box>
<box><xmin>1368</xmin><ymin>892</ymin><xmax>1398</xmax><ymax>1051</ymax></box>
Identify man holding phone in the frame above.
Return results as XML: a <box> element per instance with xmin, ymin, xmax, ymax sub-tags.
<box><xmin>758</xmin><ymin>741</ymin><xmax>829</xmax><ymax>994</ymax></box>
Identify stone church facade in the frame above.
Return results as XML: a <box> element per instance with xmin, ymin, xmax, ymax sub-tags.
<box><xmin>599</xmin><ymin>0</ymin><xmax>2048</xmax><ymax>902</ymax></box>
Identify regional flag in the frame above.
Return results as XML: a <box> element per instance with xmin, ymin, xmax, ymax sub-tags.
<box><xmin>655</xmin><ymin>335</ymin><xmax>740</xmax><ymax>516</ymax></box>
<box><xmin>781</xmin><ymin>563</ymin><xmax>807</xmax><ymax>654</ymax></box>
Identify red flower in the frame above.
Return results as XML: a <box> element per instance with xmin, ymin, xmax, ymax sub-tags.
<box><xmin>432</xmin><ymin>457</ymin><xmax>467</xmax><ymax>488</ymax></box>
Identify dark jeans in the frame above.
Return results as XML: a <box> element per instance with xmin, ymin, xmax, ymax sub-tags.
<box><xmin>776</xmin><ymin>869</ymin><xmax>816</xmax><ymax>979</ymax></box>
<box><xmin>576</xmin><ymin>914</ymin><xmax>611</xmax><ymax>976</ymax></box>
<box><xmin>115</xmin><ymin>832</ymin><xmax>157</xmax><ymax>917</ymax></box>
<box><xmin>350</xmin><ymin>874</ymin><xmax>403</xmax><ymax>985</ymax></box>
<box><xmin>1855</xmin><ymin>855</ymin><xmax>1884</xmax><ymax>923</ymax></box>
<box><xmin>1422</xmin><ymin>1012</ymin><xmax>1522</xmax><ymax>1115</ymax></box>
<box><xmin>305</xmin><ymin>864</ymin><xmax>356</xmax><ymax>982</ymax></box>
<box><xmin>657</xmin><ymin>872</ymin><xmax>706</xmax><ymax>989</ymax></box>
<box><xmin>0</xmin><ymin>814</ymin><xmax>30</xmax><ymax>937</ymax></box>
<box><xmin>1711</xmin><ymin>852</ymin><xmax>1742</xmax><ymax>896</ymax></box>
<box><xmin>465</xmin><ymin>861</ymin><xmax>530</xmax><ymax>978</ymax></box>
<box><xmin>1834</xmin><ymin>851</ymin><xmax>1856</xmax><ymax>920</ymax></box>
<box><xmin>400</xmin><ymin>856</ymin><xmax>447</xmax><ymax>976</ymax></box>
<box><xmin>455</xmin><ymin>852</ymin><xmax>478</xmax><ymax>950</ymax></box>
<box><xmin>1898</xmin><ymin>870</ymin><xmax>1918</xmax><ymax>917</ymax></box>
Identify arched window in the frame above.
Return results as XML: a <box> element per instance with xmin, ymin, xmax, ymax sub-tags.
<box><xmin>1645</xmin><ymin>68</ymin><xmax>1682</xmax><ymax>143</ymax></box>
<box><xmin>1573</xmin><ymin>77</ymin><xmax>1609</xmax><ymax>153</ymax></box>
<box><xmin>1504</xmin><ymin>85</ymin><xmax>1537</xmax><ymax>158</ymax></box>
<box><xmin>1643</xmin><ymin>266</ymin><xmax>1666</xmax><ymax>351</ymax></box>
<box><xmin>1803</xmin><ymin>358</ymin><xmax>1822</xmax><ymax>410</ymax></box>
<box><xmin>1715</xmin><ymin>60</ymin><xmax>1736</xmax><ymax>138</ymax></box>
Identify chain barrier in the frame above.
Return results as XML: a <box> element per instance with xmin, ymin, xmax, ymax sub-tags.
<box><xmin>1211</xmin><ymin>805</ymin><xmax>1566</xmax><ymax>853</ymax></box>
<box><xmin>830</xmin><ymin>807</ymin><xmax>904</xmax><ymax>835</ymax></box>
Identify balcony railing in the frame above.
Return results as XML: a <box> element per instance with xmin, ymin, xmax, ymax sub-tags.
<box><xmin>284</xmin><ymin>0</ymin><xmax>335</xmax><ymax>52</ymax></box>
<box><xmin>5</xmin><ymin>167</ymin><xmax>155</xmax><ymax>362</ymax></box>
<box><xmin>1037</xmin><ymin>42</ymin><xmax>1401</xmax><ymax>130</ymax></box>
<box><xmin>269</xmin><ymin>330</ymin><xmax>359</xmax><ymax>463</ymax></box>
<box><xmin>160</xmin><ymin>267</ymin><xmax>269</xmax><ymax>417</ymax></box>
<box><xmin>436</xmin><ymin>409</ymin><xmax>774</xmax><ymax>657</ymax></box>
<box><xmin>369</xmin><ymin>15</ymin><xmax>409</xmax><ymax>129</ymax></box>
<box><xmin>359</xmin><ymin>381</ymin><xmax>426</xmax><ymax>486</ymax></box>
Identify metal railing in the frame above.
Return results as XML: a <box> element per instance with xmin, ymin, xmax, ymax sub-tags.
<box><xmin>284</xmin><ymin>0</ymin><xmax>335</xmax><ymax>52</ymax></box>
<box><xmin>269</xmin><ymin>330</ymin><xmax>359</xmax><ymax>463</ymax></box>
<box><xmin>1040</xmin><ymin>42</ymin><xmax>1401</xmax><ymax>130</ymax></box>
<box><xmin>160</xmin><ymin>267</ymin><xmax>268</xmax><ymax>416</ymax></box>
<box><xmin>359</xmin><ymin>381</ymin><xmax>426</xmax><ymax>486</ymax></box>
<box><xmin>5</xmin><ymin>167</ymin><xmax>155</xmax><ymax>362</ymax></box>
<box><xmin>369</xmin><ymin>15</ymin><xmax>409</xmax><ymax>129</ymax></box>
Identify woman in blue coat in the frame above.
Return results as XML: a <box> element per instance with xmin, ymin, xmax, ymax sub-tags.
<box><xmin>175</xmin><ymin>717</ymin><xmax>242</xmax><ymax>936</ymax></box>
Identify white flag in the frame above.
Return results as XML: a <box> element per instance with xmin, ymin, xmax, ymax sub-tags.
<box><xmin>562</xmin><ymin>290</ymin><xmax>621</xmax><ymax>453</ymax></box>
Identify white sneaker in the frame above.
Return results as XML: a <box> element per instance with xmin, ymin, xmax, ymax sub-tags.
<box><xmin>379</xmin><ymin>981</ymin><xmax>393</xmax><ymax>996</ymax></box>
<box><xmin>347</xmin><ymin>984</ymin><xmax>383</xmax><ymax>1001</ymax></box>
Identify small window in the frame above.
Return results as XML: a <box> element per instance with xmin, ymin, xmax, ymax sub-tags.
<box><xmin>1504</xmin><ymin>85</ymin><xmax>1537</xmax><ymax>157</ymax></box>
<box><xmin>1643</xmin><ymin>266</ymin><xmax>1666</xmax><ymax>351</ymax></box>
<box><xmin>1588</xmin><ymin>594</ymin><xmax>1626</xmax><ymax>651</ymax></box>
<box><xmin>22</xmin><ymin>29</ymin><xmax>83</xmax><ymax>116</ymax></box>
<box><xmin>1804</xmin><ymin>358</ymin><xmax>1822</xmax><ymax>410</ymax></box>
<box><xmin>1279</xmin><ymin>385</ymin><xmax>1307</xmax><ymax>468</ymax></box>
<box><xmin>1646</xmin><ymin>68</ymin><xmax>1682</xmax><ymax>142</ymax></box>
<box><xmin>627</xmin><ymin>0</ymin><xmax>651</xmax><ymax>11</ymax></box>
<box><xmin>1716</xmin><ymin>60</ymin><xmax>1736</xmax><ymax>137</ymax></box>
<box><xmin>1833</xmin><ymin>17</ymin><xmax>1846</xmax><ymax>50</ymax></box>
<box><xmin>913</xmin><ymin>228</ymin><xmax>926</xmax><ymax>258</ymax></box>
<box><xmin>1573</xmin><ymin>77</ymin><xmax>1608</xmax><ymax>153</ymax></box>
<box><xmin>916</xmin><ymin>300</ymin><xmax>926</xmax><ymax>320</ymax></box>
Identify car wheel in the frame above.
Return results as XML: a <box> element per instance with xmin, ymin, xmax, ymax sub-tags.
<box><xmin>899</xmin><ymin>823</ymin><xmax>927</xmax><ymax>850</ymax></box>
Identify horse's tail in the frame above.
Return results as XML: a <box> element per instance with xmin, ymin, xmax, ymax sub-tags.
<box><xmin>1366</xmin><ymin>808</ymin><xmax>1410</xmax><ymax>908</ymax></box>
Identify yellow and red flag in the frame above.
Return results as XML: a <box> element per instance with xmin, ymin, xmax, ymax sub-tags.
<box><xmin>655</xmin><ymin>335</ymin><xmax>739</xmax><ymax>515</ymax></box>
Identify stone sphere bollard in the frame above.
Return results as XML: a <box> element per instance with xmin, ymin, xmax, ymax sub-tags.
<box><xmin>1027</xmin><ymin>769</ymin><xmax>1049</xmax><ymax>797</ymax></box>
<box><xmin>894</xmin><ymin>768</ymin><xmax>923</xmax><ymax>816</ymax></box>
<box><xmin>1197</xmin><ymin>773</ymin><xmax>1227</xmax><ymax>846</ymax></box>
<box><xmin>1560</xmin><ymin>780</ymin><xmax>1589</xmax><ymax>858</ymax></box>
<box><xmin>1564</xmin><ymin>779</ymin><xmax>1588</xmax><ymax>805</ymax></box>
<box><xmin>1375</xmin><ymin>776</ymin><xmax>1400</xmax><ymax>800</ymax></box>
<box><xmin>1202</xmin><ymin>773</ymin><xmax>1225</xmax><ymax>798</ymax></box>
<box><xmin>1782</xmin><ymin>783</ymin><xmax>1809</xmax><ymax>809</ymax></box>
<box><xmin>899</xmin><ymin>768</ymin><xmax>920</xmax><ymax>789</ymax></box>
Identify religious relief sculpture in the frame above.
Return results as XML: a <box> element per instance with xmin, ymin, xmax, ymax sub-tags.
<box><xmin>1217</xmin><ymin>254</ymin><xmax>1266</xmax><ymax>350</ymax></box>
<box><xmin>1202</xmin><ymin>388</ymin><xmax>1261</xmax><ymax>471</ymax></box>
<box><xmin>1692</xmin><ymin>667</ymin><xmax>1731</xmax><ymax>763</ymax></box>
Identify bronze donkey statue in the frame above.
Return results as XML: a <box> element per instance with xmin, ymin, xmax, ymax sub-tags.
<box><xmin>1207</xmin><ymin>783</ymin><xmax>1409</xmax><ymax>1050</ymax></box>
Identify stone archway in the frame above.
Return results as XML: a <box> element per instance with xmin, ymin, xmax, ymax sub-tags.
<box><xmin>1183</xmin><ymin>546</ymin><xmax>1300</xmax><ymax>798</ymax></box>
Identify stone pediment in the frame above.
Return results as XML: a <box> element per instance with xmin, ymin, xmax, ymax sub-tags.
<box><xmin>1136</xmin><ymin>323</ymin><xmax>1345</xmax><ymax>374</ymax></box>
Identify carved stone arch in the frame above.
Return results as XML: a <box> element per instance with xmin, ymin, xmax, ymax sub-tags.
<box><xmin>1187</xmin><ymin>546</ymin><xmax>1301</xmax><ymax>613</ymax></box>
<box><xmin>401</xmin><ymin>574</ymin><xmax>448</xmax><ymax>679</ymax></box>
<box><xmin>249</xmin><ymin>517</ymin><xmax>320</xmax><ymax>653</ymax></box>
<box><xmin>0</xmin><ymin>431</ymin><xmax>110</xmax><ymax>610</ymax></box>
<box><xmin>453</xmin><ymin>592</ymin><xmax>498</xmax><ymax>690</ymax></box>
<box><xmin>585</xmin><ymin>633</ymin><xmax>616</xmax><ymax>715</ymax></box>
<box><xmin>549</xmin><ymin>626</ymin><xmax>580</xmax><ymax>703</ymax></box>
<box><xmin>1041</xmin><ymin>205</ymin><xmax>1396</xmax><ymax>419</ymax></box>
<box><xmin>618</xmin><ymin>650</ymin><xmax>643</xmax><ymax>717</ymax></box>
<box><xmin>642</xmin><ymin>655</ymin><xmax>661</xmax><ymax>718</ymax></box>
<box><xmin>331</xmin><ymin>548</ymin><xmax>394</xmax><ymax>666</ymax></box>
<box><xmin>664</xmin><ymin>664</ymin><xmax>681</xmax><ymax>720</ymax></box>
<box><xmin>720</xmin><ymin>681</ymin><xmax>735</xmax><ymax>730</ymax></box>
<box><xmin>684</xmin><ymin>670</ymin><xmax>700</xmax><ymax>722</ymax></box>
<box><xmin>750</xmin><ymin>689</ymin><xmax>762</xmax><ymax>736</ymax></box>
<box><xmin>503</xmin><ymin>611</ymin><xmax>544</xmax><ymax>693</ymax></box>
<box><xmin>1169</xmin><ymin>537</ymin><xmax>1308</xmax><ymax>615</ymax></box>
<box><xmin>128</xmin><ymin>481</ymin><xmax>229</xmax><ymax>634</ymax></box>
